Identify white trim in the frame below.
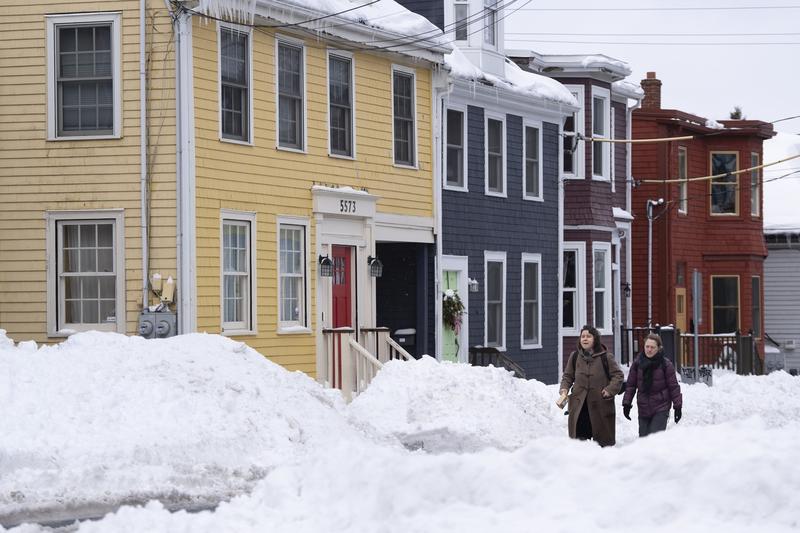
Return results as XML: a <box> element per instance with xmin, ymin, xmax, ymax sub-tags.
<box><xmin>592</xmin><ymin>242</ymin><xmax>612</xmax><ymax>336</ymax></box>
<box><xmin>484</xmin><ymin>250</ymin><xmax>507</xmax><ymax>350</ymax></box>
<box><xmin>45</xmin><ymin>12</ymin><xmax>122</xmax><ymax>140</ymax></box>
<box><xmin>220</xmin><ymin>209</ymin><xmax>257</xmax><ymax>335</ymax></box>
<box><xmin>275</xmin><ymin>34</ymin><xmax>307</xmax><ymax>152</ymax></box>
<box><xmin>391</xmin><ymin>64</ymin><xmax>418</xmax><ymax>169</ymax></box>
<box><xmin>751</xmin><ymin>152</ymin><xmax>761</xmax><ymax>217</ymax></box>
<box><xmin>484</xmin><ymin>113</ymin><xmax>507</xmax><ymax>198</ymax></box>
<box><xmin>562</xmin><ymin>84</ymin><xmax>585</xmax><ymax>179</ymax></box>
<box><xmin>326</xmin><ymin>48</ymin><xmax>356</xmax><ymax>159</ymax></box>
<box><xmin>217</xmin><ymin>22</ymin><xmax>254</xmax><ymax>145</ymax></box>
<box><xmin>277</xmin><ymin>215</ymin><xmax>312</xmax><ymax>334</ymax></box>
<box><xmin>45</xmin><ymin>209</ymin><xmax>125</xmax><ymax>337</ymax></box>
<box><xmin>561</xmin><ymin>241</ymin><xmax>586</xmax><ymax>337</ymax></box>
<box><xmin>678</xmin><ymin>146</ymin><xmax>688</xmax><ymax>214</ymax></box>
<box><xmin>444</xmin><ymin>105</ymin><xmax>468</xmax><ymax>192</ymax></box>
<box><xmin>441</xmin><ymin>255</ymin><xmax>470</xmax><ymax>363</ymax></box>
<box><xmin>522</xmin><ymin>119</ymin><xmax>544</xmax><ymax>202</ymax></box>
<box><xmin>591</xmin><ymin>86</ymin><xmax>611</xmax><ymax>181</ymax></box>
<box><xmin>564</xmin><ymin>224</ymin><xmax>617</xmax><ymax>233</ymax></box>
<box><xmin>521</xmin><ymin>253</ymin><xmax>543</xmax><ymax>349</ymax></box>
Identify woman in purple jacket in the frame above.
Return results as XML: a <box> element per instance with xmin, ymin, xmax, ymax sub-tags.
<box><xmin>622</xmin><ymin>333</ymin><xmax>683</xmax><ymax>437</ymax></box>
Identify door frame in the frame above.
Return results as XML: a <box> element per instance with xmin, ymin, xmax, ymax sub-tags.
<box><xmin>439</xmin><ymin>255</ymin><xmax>469</xmax><ymax>363</ymax></box>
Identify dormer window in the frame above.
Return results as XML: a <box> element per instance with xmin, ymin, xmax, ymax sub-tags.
<box><xmin>483</xmin><ymin>0</ymin><xmax>497</xmax><ymax>46</ymax></box>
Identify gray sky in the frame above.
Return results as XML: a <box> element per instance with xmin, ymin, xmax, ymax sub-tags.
<box><xmin>504</xmin><ymin>0</ymin><xmax>799</xmax><ymax>134</ymax></box>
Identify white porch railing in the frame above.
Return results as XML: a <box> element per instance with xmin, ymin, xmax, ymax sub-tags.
<box><xmin>359</xmin><ymin>327</ymin><xmax>414</xmax><ymax>363</ymax></box>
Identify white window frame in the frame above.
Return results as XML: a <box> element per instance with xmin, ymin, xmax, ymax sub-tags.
<box><xmin>709</xmin><ymin>151</ymin><xmax>739</xmax><ymax>216</ymax></box>
<box><xmin>592</xmin><ymin>242</ymin><xmax>612</xmax><ymax>335</ymax></box>
<box><xmin>711</xmin><ymin>274</ymin><xmax>740</xmax><ymax>334</ymax></box>
<box><xmin>453</xmin><ymin>0</ymin><xmax>470</xmax><ymax>42</ymax></box>
<box><xmin>277</xmin><ymin>216</ymin><xmax>311</xmax><ymax>334</ymax></box>
<box><xmin>218</xmin><ymin>22</ymin><xmax>253</xmax><ymax>145</ymax></box>
<box><xmin>392</xmin><ymin>64</ymin><xmax>418</xmax><ymax>168</ymax></box>
<box><xmin>220</xmin><ymin>210</ymin><xmax>257</xmax><ymax>335</ymax></box>
<box><xmin>751</xmin><ymin>152</ymin><xmax>760</xmax><ymax>217</ymax></box>
<box><xmin>561</xmin><ymin>242</ymin><xmax>586</xmax><ymax>336</ymax></box>
<box><xmin>46</xmin><ymin>12</ymin><xmax>122</xmax><ymax>140</ymax></box>
<box><xmin>275</xmin><ymin>35</ymin><xmax>307</xmax><ymax>153</ymax></box>
<box><xmin>444</xmin><ymin>105</ymin><xmax>468</xmax><ymax>192</ymax></box>
<box><xmin>562</xmin><ymin>85</ymin><xmax>585</xmax><ymax>179</ymax></box>
<box><xmin>521</xmin><ymin>253</ymin><xmax>542</xmax><ymax>349</ymax></box>
<box><xmin>484</xmin><ymin>113</ymin><xmax>507</xmax><ymax>197</ymax></box>
<box><xmin>326</xmin><ymin>49</ymin><xmax>356</xmax><ymax>159</ymax></box>
<box><xmin>484</xmin><ymin>251</ymin><xmax>507</xmax><ymax>350</ymax></box>
<box><xmin>678</xmin><ymin>146</ymin><xmax>688</xmax><ymax>214</ymax></box>
<box><xmin>591</xmin><ymin>86</ymin><xmax>611</xmax><ymax>181</ymax></box>
<box><xmin>483</xmin><ymin>0</ymin><xmax>497</xmax><ymax>47</ymax></box>
<box><xmin>523</xmin><ymin>120</ymin><xmax>543</xmax><ymax>201</ymax></box>
<box><xmin>46</xmin><ymin>209</ymin><xmax>125</xmax><ymax>336</ymax></box>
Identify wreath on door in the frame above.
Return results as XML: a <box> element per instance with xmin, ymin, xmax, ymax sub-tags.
<box><xmin>442</xmin><ymin>289</ymin><xmax>466</xmax><ymax>335</ymax></box>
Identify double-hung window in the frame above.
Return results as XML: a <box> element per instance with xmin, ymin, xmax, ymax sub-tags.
<box><xmin>562</xmin><ymin>85</ymin><xmax>584</xmax><ymax>178</ymax></box>
<box><xmin>710</xmin><ymin>152</ymin><xmax>738</xmax><ymax>215</ymax></box>
<box><xmin>712</xmin><ymin>275</ymin><xmax>739</xmax><ymax>334</ymax></box>
<box><xmin>483</xmin><ymin>0</ymin><xmax>497</xmax><ymax>46</ymax></box>
<box><xmin>591</xmin><ymin>87</ymin><xmax>611</xmax><ymax>179</ymax></box>
<box><xmin>278</xmin><ymin>220</ymin><xmax>308</xmax><ymax>329</ymax></box>
<box><xmin>521</xmin><ymin>254</ymin><xmax>542</xmax><ymax>348</ymax></box>
<box><xmin>47</xmin><ymin>13</ymin><xmax>121</xmax><ymax>139</ymax></box>
<box><xmin>222</xmin><ymin>211</ymin><xmax>255</xmax><ymax>333</ymax></box>
<box><xmin>678</xmin><ymin>147</ymin><xmax>688</xmax><ymax>214</ymax></box>
<box><xmin>524</xmin><ymin>124</ymin><xmax>542</xmax><ymax>200</ymax></box>
<box><xmin>454</xmin><ymin>0</ymin><xmax>469</xmax><ymax>41</ymax></box>
<box><xmin>751</xmin><ymin>152</ymin><xmax>760</xmax><ymax>216</ymax></box>
<box><xmin>328</xmin><ymin>53</ymin><xmax>353</xmax><ymax>157</ymax></box>
<box><xmin>277</xmin><ymin>40</ymin><xmax>304</xmax><ymax>150</ymax></box>
<box><xmin>446</xmin><ymin>109</ymin><xmax>465</xmax><ymax>188</ymax></box>
<box><xmin>562</xmin><ymin>243</ymin><xmax>585</xmax><ymax>333</ymax></box>
<box><xmin>592</xmin><ymin>244</ymin><xmax>611</xmax><ymax>333</ymax></box>
<box><xmin>47</xmin><ymin>211</ymin><xmax>125</xmax><ymax>335</ymax></box>
<box><xmin>485</xmin><ymin>251</ymin><xmax>506</xmax><ymax>349</ymax></box>
<box><xmin>486</xmin><ymin>117</ymin><xmax>505</xmax><ymax>195</ymax></box>
<box><xmin>752</xmin><ymin>276</ymin><xmax>761</xmax><ymax>337</ymax></box>
<box><xmin>393</xmin><ymin>68</ymin><xmax>416</xmax><ymax>166</ymax></box>
<box><xmin>220</xmin><ymin>25</ymin><xmax>250</xmax><ymax>142</ymax></box>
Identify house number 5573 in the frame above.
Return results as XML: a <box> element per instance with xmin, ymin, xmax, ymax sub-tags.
<box><xmin>339</xmin><ymin>200</ymin><xmax>356</xmax><ymax>213</ymax></box>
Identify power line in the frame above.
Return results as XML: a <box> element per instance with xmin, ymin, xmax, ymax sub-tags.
<box><xmin>505</xmin><ymin>38</ymin><xmax>800</xmax><ymax>45</ymax></box>
<box><xmin>514</xmin><ymin>5</ymin><xmax>800</xmax><ymax>11</ymax></box>
<box><xmin>506</xmin><ymin>31</ymin><xmax>800</xmax><ymax>37</ymax></box>
<box><xmin>639</xmin><ymin>154</ymin><xmax>800</xmax><ymax>185</ymax></box>
<box><xmin>180</xmin><ymin>0</ymin><xmax>382</xmax><ymax>29</ymax></box>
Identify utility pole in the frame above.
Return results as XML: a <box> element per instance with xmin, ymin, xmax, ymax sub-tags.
<box><xmin>646</xmin><ymin>198</ymin><xmax>664</xmax><ymax>329</ymax></box>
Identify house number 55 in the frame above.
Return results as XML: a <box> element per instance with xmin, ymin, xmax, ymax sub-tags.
<box><xmin>339</xmin><ymin>200</ymin><xmax>356</xmax><ymax>213</ymax></box>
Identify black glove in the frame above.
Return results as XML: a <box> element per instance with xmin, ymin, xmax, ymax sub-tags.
<box><xmin>674</xmin><ymin>407</ymin><xmax>682</xmax><ymax>424</ymax></box>
<box><xmin>623</xmin><ymin>405</ymin><xmax>631</xmax><ymax>420</ymax></box>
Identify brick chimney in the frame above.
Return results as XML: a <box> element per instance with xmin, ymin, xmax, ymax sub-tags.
<box><xmin>641</xmin><ymin>72</ymin><xmax>662</xmax><ymax>110</ymax></box>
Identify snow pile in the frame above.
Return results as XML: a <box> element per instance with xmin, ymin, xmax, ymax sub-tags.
<box><xmin>764</xmin><ymin>132</ymin><xmax>800</xmax><ymax>231</ymax></box>
<box><xmin>0</xmin><ymin>331</ymin><xmax>361</xmax><ymax>523</ymax></box>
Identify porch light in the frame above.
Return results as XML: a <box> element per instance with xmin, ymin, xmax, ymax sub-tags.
<box><xmin>367</xmin><ymin>255</ymin><xmax>383</xmax><ymax>278</ymax></box>
<box><xmin>318</xmin><ymin>255</ymin><xmax>334</xmax><ymax>277</ymax></box>
<box><xmin>468</xmin><ymin>277</ymin><xmax>479</xmax><ymax>293</ymax></box>
<box><xmin>622</xmin><ymin>281</ymin><xmax>631</xmax><ymax>298</ymax></box>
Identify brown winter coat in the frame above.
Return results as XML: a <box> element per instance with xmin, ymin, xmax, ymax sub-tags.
<box><xmin>559</xmin><ymin>347</ymin><xmax>625</xmax><ymax>447</ymax></box>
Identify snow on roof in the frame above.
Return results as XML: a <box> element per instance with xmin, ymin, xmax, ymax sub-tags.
<box><xmin>613</xmin><ymin>207</ymin><xmax>634</xmax><ymax>220</ymax></box>
<box><xmin>612</xmin><ymin>79</ymin><xmax>643</xmax><ymax>99</ymax></box>
<box><xmin>704</xmin><ymin>118</ymin><xmax>725</xmax><ymax>130</ymax></box>
<box><xmin>764</xmin><ymin>132</ymin><xmax>800</xmax><ymax>230</ymax></box>
<box><xmin>445</xmin><ymin>47</ymin><xmax>577</xmax><ymax>107</ymax></box>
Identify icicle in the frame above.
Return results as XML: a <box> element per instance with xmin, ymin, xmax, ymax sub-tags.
<box><xmin>195</xmin><ymin>0</ymin><xmax>257</xmax><ymax>25</ymax></box>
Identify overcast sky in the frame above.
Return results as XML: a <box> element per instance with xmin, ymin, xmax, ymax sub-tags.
<box><xmin>504</xmin><ymin>0</ymin><xmax>799</xmax><ymax>135</ymax></box>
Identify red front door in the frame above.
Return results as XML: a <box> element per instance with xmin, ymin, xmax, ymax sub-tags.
<box><xmin>332</xmin><ymin>245</ymin><xmax>352</xmax><ymax>328</ymax></box>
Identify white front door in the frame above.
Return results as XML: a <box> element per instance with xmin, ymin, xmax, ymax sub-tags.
<box><xmin>440</xmin><ymin>255</ymin><xmax>469</xmax><ymax>363</ymax></box>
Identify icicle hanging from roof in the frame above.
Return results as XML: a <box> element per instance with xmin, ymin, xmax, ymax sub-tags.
<box><xmin>195</xmin><ymin>0</ymin><xmax>257</xmax><ymax>25</ymax></box>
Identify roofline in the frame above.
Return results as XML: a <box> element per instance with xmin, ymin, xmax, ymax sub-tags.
<box><xmin>634</xmin><ymin>109</ymin><xmax>776</xmax><ymax>139</ymax></box>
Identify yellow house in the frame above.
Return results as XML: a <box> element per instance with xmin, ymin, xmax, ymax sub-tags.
<box><xmin>0</xmin><ymin>0</ymin><xmax>448</xmax><ymax>387</ymax></box>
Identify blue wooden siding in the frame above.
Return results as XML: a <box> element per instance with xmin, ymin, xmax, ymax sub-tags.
<box><xmin>442</xmin><ymin>105</ymin><xmax>561</xmax><ymax>384</ymax></box>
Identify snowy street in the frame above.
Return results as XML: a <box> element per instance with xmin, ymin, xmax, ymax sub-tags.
<box><xmin>1</xmin><ymin>331</ymin><xmax>799</xmax><ymax>532</ymax></box>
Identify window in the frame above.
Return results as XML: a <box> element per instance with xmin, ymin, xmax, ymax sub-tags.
<box><xmin>524</xmin><ymin>124</ymin><xmax>541</xmax><ymax>200</ymax></box>
<box><xmin>593</xmin><ymin>244</ymin><xmax>611</xmax><ymax>333</ymax></box>
<box><xmin>562</xmin><ymin>86</ymin><xmax>584</xmax><ymax>178</ymax></box>
<box><xmin>47</xmin><ymin>13</ymin><xmax>121</xmax><ymax>138</ymax></box>
<box><xmin>678</xmin><ymin>147</ymin><xmax>688</xmax><ymax>214</ymax></box>
<box><xmin>486</xmin><ymin>117</ymin><xmax>505</xmax><ymax>195</ymax></box>
<box><xmin>454</xmin><ymin>0</ymin><xmax>469</xmax><ymax>41</ymax></box>
<box><xmin>591</xmin><ymin>87</ymin><xmax>611</xmax><ymax>179</ymax></box>
<box><xmin>710</xmin><ymin>152</ymin><xmax>738</xmax><ymax>215</ymax></box>
<box><xmin>328</xmin><ymin>53</ymin><xmax>353</xmax><ymax>157</ymax></box>
<box><xmin>221</xmin><ymin>212</ymin><xmax>255</xmax><ymax>332</ymax></box>
<box><xmin>562</xmin><ymin>243</ymin><xmax>585</xmax><ymax>333</ymax></box>
<box><xmin>277</xmin><ymin>40</ymin><xmax>304</xmax><ymax>150</ymax></box>
<box><xmin>46</xmin><ymin>210</ymin><xmax>125</xmax><ymax>335</ymax></box>
<box><xmin>220</xmin><ymin>25</ymin><xmax>250</xmax><ymax>142</ymax></box>
<box><xmin>483</xmin><ymin>0</ymin><xmax>497</xmax><ymax>46</ymax></box>
<box><xmin>393</xmin><ymin>69</ymin><xmax>416</xmax><ymax>166</ymax></box>
<box><xmin>446</xmin><ymin>109</ymin><xmax>466</xmax><ymax>188</ymax></box>
<box><xmin>752</xmin><ymin>276</ymin><xmax>761</xmax><ymax>337</ymax></box>
<box><xmin>485</xmin><ymin>251</ymin><xmax>506</xmax><ymax>348</ymax></box>
<box><xmin>751</xmin><ymin>152</ymin><xmax>760</xmax><ymax>216</ymax></box>
<box><xmin>712</xmin><ymin>275</ymin><xmax>739</xmax><ymax>334</ymax></box>
<box><xmin>279</xmin><ymin>220</ymin><xmax>308</xmax><ymax>329</ymax></box>
<box><xmin>522</xmin><ymin>254</ymin><xmax>541</xmax><ymax>348</ymax></box>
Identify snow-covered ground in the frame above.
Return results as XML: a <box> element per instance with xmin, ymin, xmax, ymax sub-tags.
<box><xmin>1</xmin><ymin>331</ymin><xmax>799</xmax><ymax>532</ymax></box>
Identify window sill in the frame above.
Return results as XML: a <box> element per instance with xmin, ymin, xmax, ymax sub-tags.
<box><xmin>443</xmin><ymin>183</ymin><xmax>468</xmax><ymax>193</ymax></box>
<box><xmin>562</xmin><ymin>174</ymin><xmax>583</xmax><ymax>180</ymax></box>
<box><xmin>48</xmin><ymin>134</ymin><xmax>122</xmax><ymax>142</ymax></box>
<box><xmin>592</xmin><ymin>175</ymin><xmax>611</xmax><ymax>182</ymax></box>
<box><xmin>277</xmin><ymin>145</ymin><xmax>307</xmax><ymax>154</ymax></box>
<box><xmin>278</xmin><ymin>325</ymin><xmax>312</xmax><ymax>335</ymax></box>
<box><xmin>49</xmin><ymin>324</ymin><xmax>119</xmax><ymax>338</ymax></box>
<box><xmin>522</xmin><ymin>195</ymin><xmax>544</xmax><ymax>202</ymax></box>
<box><xmin>329</xmin><ymin>152</ymin><xmax>355</xmax><ymax>161</ymax></box>
<box><xmin>485</xmin><ymin>190</ymin><xmax>507</xmax><ymax>199</ymax></box>
<box><xmin>221</xmin><ymin>328</ymin><xmax>257</xmax><ymax>337</ymax></box>
<box><xmin>521</xmin><ymin>342</ymin><xmax>543</xmax><ymax>350</ymax></box>
<box><xmin>221</xmin><ymin>136</ymin><xmax>254</xmax><ymax>147</ymax></box>
<box><xmin>393</xmin><ymin>162</ymin><xmax>419</xmax><ymax>171</ymax></box>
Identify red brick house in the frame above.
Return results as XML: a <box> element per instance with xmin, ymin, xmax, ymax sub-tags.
<box><xmin>631</xmin><ymin>73</ymin><xmax>775</xmax><ymax>348</ymax></box>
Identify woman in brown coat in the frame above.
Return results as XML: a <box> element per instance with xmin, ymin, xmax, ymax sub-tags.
<box><xmin>558</xmin><ymin>325</ymin><xmax>625</xmax><ymax>447</ymax></box>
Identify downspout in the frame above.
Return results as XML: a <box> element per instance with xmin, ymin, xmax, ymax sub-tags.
<box><xmin>557</xmin><ymin>118</ymin><xmax>565</xmax><ymax>377</ymax></box>
<box><xmin>140</xmin><ymin>0</ymin><xmax>149</xmax><ymax>308</ymax></box>
<box><xmin>626</xmin><ymin>96</ymin><xmax>641</xmax><ymax>331</ymax></box>
<box><xmin>433</xmin><ymin>66</ymin><xmax>451</xmax><ymax>360</ymax></box>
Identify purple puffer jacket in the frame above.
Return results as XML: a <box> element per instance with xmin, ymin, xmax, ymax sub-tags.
<box><xmin>622</xmin><ymin>353</ymin><xmax>683</xmax><ymax>418</ymax></box>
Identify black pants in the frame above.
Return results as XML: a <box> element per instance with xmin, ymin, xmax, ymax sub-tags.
<box><xmin>638</xmin><ymin>410</ymin><xmax>669</xmax><ymax>437</ymax></box>
<box><xmin>576</xmin><ymin>402</ymin><xmax>593</xmax><ymax>440</ymax></box>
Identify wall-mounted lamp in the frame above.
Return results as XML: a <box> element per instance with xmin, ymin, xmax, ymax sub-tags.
<box><xmin>367</xmin><ymin>255</ymin><xmax>383</xmax><ymax>278</ymax></box>
<box><xmin>318</xmin><ymin>254</ymin><xmax>333</xmax><ymax>277</ymax></box>
<box><xmin>622</xmin><ymin>281</ymin><xmax>631</xmax><ymax>298</ymax></box>
<box><xmin>468</xmin><ymin>277</ymin><xmax>479</xmax><ymax>293</ymax></box>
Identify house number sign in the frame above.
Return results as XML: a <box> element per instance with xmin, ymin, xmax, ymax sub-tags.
<box><xmin>312</xmin><ymin>187</ymin><xmax>376</xmax><ymax>218</ymax></box>
<box><xmin>340</xmin><ymin>199</ymin><xmax>357</xmax><ymax>213</ymax></box>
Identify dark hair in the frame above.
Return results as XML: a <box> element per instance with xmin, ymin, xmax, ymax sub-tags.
<box><xmin>577</xmin><ymin>325</ymin><xmax>602</xmax><ymax>353</ymax></box>
<box><xmin>644</xmin><ymin>333</ymin><xmax>663</xmax><ymax>348</ymax></box>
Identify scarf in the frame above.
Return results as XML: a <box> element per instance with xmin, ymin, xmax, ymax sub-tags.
<box><xmin>639</xmin><ymin>352</ymin><xmax>664</xmax><ymax>393</ymax></box>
